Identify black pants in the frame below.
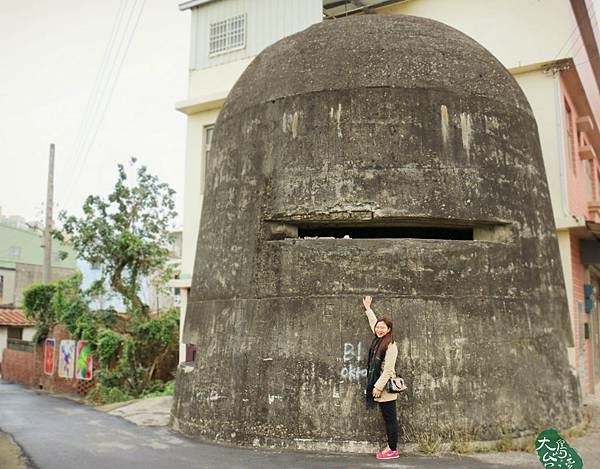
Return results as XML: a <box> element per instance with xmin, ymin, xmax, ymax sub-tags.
<box><xmin>378</xmin><ymin>400</ymin><xmax>398</xmax><ymax>451</ymax></box>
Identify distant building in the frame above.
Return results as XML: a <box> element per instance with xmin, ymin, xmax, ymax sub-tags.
<box><xmin>80</xmin><ymin>230</ymin><xmax>183</xmax><ymax>312</ymax></box>
<box><xmin>0</xmin><ymin>307</ymin><xmax>36</xmax><ymax>370</ymax></box>
<box><xmin>0</xmin><ymin>223</ymin><xmax>77</xmax><ymax>307</ymax></box>
<box><xmin>146</xmin><ymin>229</ymin><xmax>183</xmax><ymax>312</ymax></box>
<box><xmin>0</xmin><ymin>206</ymin><xmax>39</xmax><ymax>231</ymax></box>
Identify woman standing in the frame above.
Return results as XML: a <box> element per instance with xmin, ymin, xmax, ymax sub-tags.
<box><xmin>363</xmin><ymin>295</ymin><xmax>400</xmax><ymax>460</ymax></box>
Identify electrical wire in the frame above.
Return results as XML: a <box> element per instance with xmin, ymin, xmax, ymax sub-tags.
<box><xmin>62</xmin><ymin>0</ymin><xmax>146</xmax><ymax>212</ymax></box>
<box><xmin>60</xmin><ymin>0</ymin><xmax>128</xmax><ymax>182</ymax></box>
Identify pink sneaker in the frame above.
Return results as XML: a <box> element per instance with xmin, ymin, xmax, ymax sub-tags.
<box><xmin>376</xmin><ymin>449</ymin><xmax>399</xmax><ymax>460</ymax></box>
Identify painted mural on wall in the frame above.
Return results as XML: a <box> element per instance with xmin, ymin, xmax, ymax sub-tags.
<box><xmin>44</xmin><ymin>338</ymin><xmax>55</xmax><ymax>375</ymax></box>
<box><xmin>75</xmin><ymin>340</ymin><xmax>93</xmax><ymax>380</ymax></box>
<box><xmin>58</xmin><ymin>340</ymin><xmax>76</xmax><ymax>378</ymax></box>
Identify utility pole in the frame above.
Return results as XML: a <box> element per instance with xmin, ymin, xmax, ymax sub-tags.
<box><xmin>43</xmin><ymin>143</ymin><xmax>55</xmax><ymax>283</ymax></box>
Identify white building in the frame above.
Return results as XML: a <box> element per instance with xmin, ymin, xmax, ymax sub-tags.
<box><xmin>174</xmin><ymin>0</ymin><xmax>322</xmax><ymax>362</ymax></box>
<box><xmin>175</xmin><ymin>0</ymin><xmax>600</xmax><ymax>396</ymax></box>
<box><xmin>0</xmin><ymin>308</ymin><xmax>36</xmax><ymax>370</ymax></box>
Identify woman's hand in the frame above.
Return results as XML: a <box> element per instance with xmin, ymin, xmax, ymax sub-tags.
<box><xmin>363</xmin><ymin>295</ymin><xmax>372</xmax><ymax>310</ymax></box>
<box><xmin>372</xmin><ymin>387</ymin><xmax>382</xmax><ymax>398</ymax></box>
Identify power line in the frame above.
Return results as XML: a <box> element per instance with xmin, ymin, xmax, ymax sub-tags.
<box><xmin>60</xmin><ymin>0</ymin><xmax>128</xmax><ymax>182</ymax></box>
<box><xmin>63</xmin><ymin>0</ymin><xmax>147</xmax><ymax>212</ymax></box>
<box><xmin>65</xmin><ymin>0</ymin><xmax>142</xmax><ymax>193</ymax></box>
<box><xmin>552</xmin><ymin>0</ymin><xmax>597</xmax><ymax>61</ymax></box>
<box><xmin>561</xmin><ymin>0</ymin><xmax>599</xmax><ymax>62</ymax></box>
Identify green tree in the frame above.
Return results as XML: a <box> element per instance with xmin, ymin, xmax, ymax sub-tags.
<box><xmin>59</xmin><ymin>159</ymin><xmax>177</xmax><ymax>316</ymax></box>
<box><xmin>23</xmin><ymin>273</ymin><xmax>114</xmax><ymax>346</ymax></box>
<box><xmin>22</xmin><ymin>282</ymin><xmax>58</xmax><ymax>341</ymax></box>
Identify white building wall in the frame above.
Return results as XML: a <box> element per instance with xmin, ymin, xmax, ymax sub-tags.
<box><xmin>381</xmin><ymin>0</ymin><xmax>575</xmax><ymax>70</ymax></box>
<box><xmin>178</xmin><ymin>288</ymin><xmax>189</xmax><ymax>362</ymax></box>
<box><xmin>190</xmin><ymin>0</ymin><xmax>322</xmax><ymax>70</ymax></box>
<box><xmin>187</xmin><ymin>57</ymin><xmax>253</xmax><ymax>107</ymax></box>
<box><xmin>22</xmin><ymin>326</ymin><xmax>35</xmax><ymax>341</ymax></box>
<box><xmin>513</xmin><ymin>71</ymin><xmax>570</xmax><ymax>227</ymax></box>
<box><xmin>178</xmin><ymin>110</ymin><xmax>219</xmax><ymax>363</ymax></box>
<box><xmin>177</xmin><ymin>0</ymin><xmax>322</xmax><ymax>363</ymax></box>
<box><xmin>181</xmin><ymin>109</ymin><xmax>221</xmax><ymax>279</ymax></box>
<box><xmin>0</xmin><ymin>328</ymin><xmax>7</xmax><ymax>364</ymax></box>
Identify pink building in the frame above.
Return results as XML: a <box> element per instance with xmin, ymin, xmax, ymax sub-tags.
<box><xmin>377</xmin><ymin>0</ymin><xmax>600</xmax><ymax>399</ymax></box>
<box><xmin>561</xmin><ymin>58</ymin><xmax>600</xmax><ymax>396</ymax></box>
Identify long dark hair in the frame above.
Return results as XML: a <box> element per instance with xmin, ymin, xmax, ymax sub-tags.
<box><xmin>374</xmin><ymin>317</ymin><xmax>394</xmax><ymax>352</ymax></box>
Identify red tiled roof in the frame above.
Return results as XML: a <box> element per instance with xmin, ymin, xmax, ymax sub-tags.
<box><xmin>0</xmin><ymin>308</ymin><xmax>36</xmax><ymax>327</ymax></box>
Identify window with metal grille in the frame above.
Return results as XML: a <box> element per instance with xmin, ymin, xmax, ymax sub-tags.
<box><xmin>209</xmin><ymin>14</ymin><xmax>246</xmax><ymax>56</ymax></box>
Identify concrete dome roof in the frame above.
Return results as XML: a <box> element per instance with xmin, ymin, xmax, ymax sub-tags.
<box><xmin>222</xmin><ymin>15</ymin><xmax>530</xmax><ymax>120</ymax></box>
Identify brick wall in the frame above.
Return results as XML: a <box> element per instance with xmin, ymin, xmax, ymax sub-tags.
<box><xmin>570</xmin><ymin>234</ymin><xmax>595</xmax><ymax>396</ymax></box>
<box><xmin>36</xmin><ymin>325</ymin><xmax>97</xmax><ymax>395</ymax></box>
<box><xmin>0</xmin><ymin>325</ymin><xmax>96</xmax><ymax>396</ymax></box>
<box><xmin>1</xmin><ymin>348</ymin><xmax>36</xmax><ymax>386</ymax></box>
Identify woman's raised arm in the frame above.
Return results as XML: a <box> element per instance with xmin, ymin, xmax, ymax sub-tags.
<box><xmin>363</xmin><ymin>295</ymin><xmax>377</xmax><ymax>333</ymax></box>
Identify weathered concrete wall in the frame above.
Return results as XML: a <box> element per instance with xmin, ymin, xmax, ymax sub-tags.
<box><xmin>172</xmin><ymin>15</ymin><xmax>582</xmax><ymax>451</ymax></box>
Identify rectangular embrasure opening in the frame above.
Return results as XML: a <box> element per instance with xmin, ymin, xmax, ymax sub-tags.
<box><xmin>266</xmin><ymin>221</ymin><xmax>512</xmax><ymax>242</ymax></box>
<box><xmin>297</xmin><ymin>225</ymin><xmax>473</xmax><ymax>240</ymax></box>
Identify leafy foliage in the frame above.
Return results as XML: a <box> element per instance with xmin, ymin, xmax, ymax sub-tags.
<box><xmin>30</xmin><ymin>161</ymin><xmax>181</xmax><ymax>405</ymax></box>
<box><xmin>58</xmin><ymin>158</ymin><xmax>177</xmax><ymax>316</ymax></box>
<box><xmin>87</xmin><ymin>384</ymin><xmax>134</xmax><ymax>405</ymax></box>
<box><xmin>140</xmin><ymin>379</ymin><xmax>175</xmax><ymax>398</ymax></box>
<box><xmin>22</xmin><ymin>283</ymin><xmax>58</xmax><ymax>341</ymax></box>
<box><xmin>24</xmin><ymin>276</ymin><xmax>180</xmax><ymax>404</ymax></box>
<box><xmin>97</xmin><ymin>310</ymin><xmax>180</xmax><ymax>397</ymax></box>
<box><xmin>97</xmin><ymin>329</ymin><xmax>125</xmax><ymax>366</ymax></box>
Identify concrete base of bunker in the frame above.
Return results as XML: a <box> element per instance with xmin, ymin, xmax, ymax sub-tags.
<box><xmin>172</xmin><ymin>287</ymin><xmax>582</xmax><ymax>450</ymax></box>
<box><xmin>172</xmin><ymin>14</ymin><xmax>583</xmax><ymax>451</ymax></box>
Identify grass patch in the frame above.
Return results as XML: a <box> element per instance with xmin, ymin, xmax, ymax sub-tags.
<box><xmin>563</xmin><ymin>422</ymin><xmax>589</xmax><ymax>439</ymax></box>
<box><xmin>417</xmin><ymin>433</ymin><xmax>443</xmax><ymax>454</ymax></box>
<box><xmin>474</xmin><ymin>446</ymin><xmax>492</xmax><ymax>453</ymax></box>
<box><xmin>140</xmin><ymin>380</ymin><xmax>175</xmax><ymax>399</ymax></box>
<box><xmin>450</xmin><ymin>439</ymin><xmax>473</xmax><ymax>454</ymax></box>
<box><xmin>87</xmin><ymin>384</ymin><xmax>134</xmax><ymax>405</ymax></box>
<box><xmin>448</xmin><ymin>429</ymin><xmax>474</xmax><ymax>454</ymax></box>
<box><xmin>494</xmin><ymin>432</ymin><xmax>514</xmax><ymax>452</ymax></box>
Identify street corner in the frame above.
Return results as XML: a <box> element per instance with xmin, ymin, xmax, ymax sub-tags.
<box><xmin>97</xmin><ymin>395</ymin><xmax>173</xmax><ymax>427</ymax></box>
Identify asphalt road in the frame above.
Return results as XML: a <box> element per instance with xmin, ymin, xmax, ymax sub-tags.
<box><xmin>0</xmin><ymin>380</ymin><xmax>535</xmax><ymax>469</ymax></box>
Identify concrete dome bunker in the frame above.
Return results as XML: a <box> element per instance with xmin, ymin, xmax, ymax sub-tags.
<box><xmin>172</xmin><ymin>15</ymin><xmax>582</xmax><ymax>451</ymax></box>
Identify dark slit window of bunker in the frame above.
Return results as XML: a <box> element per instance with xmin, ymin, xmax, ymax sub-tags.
<box><xmin>297</xmin><ymin>225</ymin><xmax>474</xmax><ymax>240</ymax></box>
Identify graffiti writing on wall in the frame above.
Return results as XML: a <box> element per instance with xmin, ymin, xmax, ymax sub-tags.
<box><xmin>340</xmin><ymin>342</ymin><xmax>367</xmax><ymax>382</ymax></box>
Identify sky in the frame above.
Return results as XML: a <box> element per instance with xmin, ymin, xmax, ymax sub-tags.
<box><xmin>0</xmin><ymin>0</ymin><xmax>190</xmax><ymax>226</ymax></box>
